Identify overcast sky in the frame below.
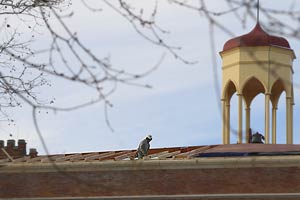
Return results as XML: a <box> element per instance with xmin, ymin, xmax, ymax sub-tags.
<box><xmin>1</xmin><ymin>0</ymin><xmax>300</xmax><ymax>155</ymax></box>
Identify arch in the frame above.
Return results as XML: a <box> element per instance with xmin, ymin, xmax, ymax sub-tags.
<box><xmin>222</xmin><ymin>80</ymin><xmax>238</xmax><ymax>101</ymax></box>
<box><xmin>241</xmin><ymin>76</ymin><xmax>266</xmax><ymax>107</ymax></box>
<box><xmin>270</xmin><ymin>79</ymin><xmax>286</xmax><ymax>108</ymax></box>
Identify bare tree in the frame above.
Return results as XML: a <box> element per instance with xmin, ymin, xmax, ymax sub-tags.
<box><xmin>0</xmin><ymin>0</ymin><xmax>299</xmax><ymax>151</ymax></box>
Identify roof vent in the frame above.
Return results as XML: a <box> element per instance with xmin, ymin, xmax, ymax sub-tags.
<box><xmin>29</xmin><ymin>148</ymin><xmax>38</xmax><ymax>158</ymax></box>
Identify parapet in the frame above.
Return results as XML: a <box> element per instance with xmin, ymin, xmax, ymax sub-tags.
<box><xmin>0</xmin><ymin>139</ymin><xmax>27</xmax><ymax>159</ymax></box>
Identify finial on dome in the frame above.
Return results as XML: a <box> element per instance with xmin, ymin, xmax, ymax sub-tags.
<box><xmin>257</xmin><ymin>0</ymin><xmax>260</xmax><ymax>23</ymax></box>
<box><xmin>222</xmin><ymin>0</ymin><xmax>291</xmax><ymax>52</ymax></box>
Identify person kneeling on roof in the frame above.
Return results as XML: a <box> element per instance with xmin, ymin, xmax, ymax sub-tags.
<box><xmin>136</xmin><ymin>135</ymin><xmax>152</xmax><ymax>159</ymax></box>
<box><xmin>251</xmin><ymin>131</ymin><xmax>265</xmax><ymax>144</ymax></box>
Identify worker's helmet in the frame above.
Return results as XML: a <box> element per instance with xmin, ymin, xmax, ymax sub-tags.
<box><xmin>146</xmin><ymin>135</ymin><xmax>152</xmax><ymax>140</ymax></box>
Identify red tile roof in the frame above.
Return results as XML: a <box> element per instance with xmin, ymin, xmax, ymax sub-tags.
<box><xmin>2</xmin><ymin>144</ymin><xmax>300</xmax><ymax>164</ymax></box>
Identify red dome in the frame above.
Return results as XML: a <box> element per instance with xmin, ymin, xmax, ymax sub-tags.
<box><xmin>223</xmin><ymin>23</ymin><xmax>290</xmax><ymax>51</ymax></box>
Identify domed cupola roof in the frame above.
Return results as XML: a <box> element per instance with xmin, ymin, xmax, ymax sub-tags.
<box><xmin>223</xmin><ymin>23</ymin><xmax>290</xmax><ymax>51</ymax></box>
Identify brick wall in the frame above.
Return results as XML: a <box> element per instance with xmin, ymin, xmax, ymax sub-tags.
<box><xmin>1</xmin><ymin>166</ymin><xmax>300</xmax><ymax>198</ymax></box>
<box><xmin>0</xmin><ymin>139</ymin><xmax>26</xmax><ymax>159</ymax></box>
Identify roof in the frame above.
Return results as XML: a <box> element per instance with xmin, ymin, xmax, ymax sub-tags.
<box><xmin>2</xmin><ymin>144</ymin><xmax>300</xmax><ymax>164</ymax></box>
<box><xmin>223</xmin><ymin>23</ymin><xmax>291</xmax><ymax>51</ymax></box>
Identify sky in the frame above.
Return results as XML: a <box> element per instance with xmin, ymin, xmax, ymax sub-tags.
<box><xmin>1</xmin><ymin>0</ymin><xmax>300</xmax><ymax>155</ymax></box>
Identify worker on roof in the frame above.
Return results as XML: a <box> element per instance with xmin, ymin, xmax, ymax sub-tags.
<box><xmin>136</xmin><ymin>135</ymin><xmax>152</xmax><ymax>159</ymax></box>
<box><xmin>251</xmin><ymin>131</ymin><xmax>265</xmax><ymax>144</ymax></box>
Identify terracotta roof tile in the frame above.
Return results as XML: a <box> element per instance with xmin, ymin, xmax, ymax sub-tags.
<box><xmin>1</xmin><ymin>144</ymin><xmax>300</xmax><ymax>164</ymax></box>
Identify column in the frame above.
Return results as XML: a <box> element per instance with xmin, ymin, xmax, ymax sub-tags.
<box><xmin>292</xmin><ymin>102</ymin><xmax>294</xmax><ymax>143</ymax></box>
<box><xmin>265</xmin><ymin>93</ymin><xmax>270</xmax><ymax>144</ymax></box>
<box><xmin>272</xmin><ymin>106</ymin><xmax>277</xmax><ymax>144</ymax></box>
<box><xmin>245</xmin><ymin>106</ymin><xmax>251</xmax><ymax>143</ymax></box>
<box><xmin>286</xmin><ymin>97</ymin><xmax>293</xmax><ymax>144</ymax></box>
<box><xmin>238</xmin><ymin>94</ymin><xmax>243</xmax><ymax>144</ymax></box>
<box><xmin>222</xmin><ymin>99</ymin><xmax>226</xmax><ymax>144</ymax></box>
<box><xmin>225</xmin><ymin>102</ymin><xmax>230</xmax><ymax>144</ymax></box>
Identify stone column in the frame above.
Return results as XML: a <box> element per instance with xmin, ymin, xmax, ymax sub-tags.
<box><xmin>225</xmin><ymin>101</ymin><xmax>230</xmax><ymax>144</ymax></box>
<box><xmin>292</xmin><ymin>102</ymin><xmax>294</xmax><ymax>144</ymax></box>
<box><xmin>245</xmin><ymin>106</ymin><xmax>251</xmax><ymax>143</ymax></box>
<box><xmin>286</xmin><ymin>97</ymin><xmax>293</xmax><ymax>144</ymax></box>
<box><xmin>238</xmin><ymin>94</ymin><xmax>243</xmax><ymax>144</ymax></box>
<box><xmin>222</xmin><ymin>99</ymin><xmax>226</xmax><ymax>144</ymax></box>
<box><xmin>272</xmin><ymin>106</ymin><xmax>277</xmax><ymax>144</ymax></box>
<box><xmin>265</xmin><ymin>93</ymin><xmax>270</xmax><ymax>144</ymax></box>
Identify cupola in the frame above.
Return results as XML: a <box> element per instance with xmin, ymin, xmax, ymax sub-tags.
<box><xmin>220</xmin><ymin>22</ymin><xmax>295</xmax><ymax>145</ymax></box>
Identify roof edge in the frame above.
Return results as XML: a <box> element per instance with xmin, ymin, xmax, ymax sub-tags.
<box><xmin>2</xmin><ymin>155</ymin><xmax>300</xmax><ymax>173</ymax></box>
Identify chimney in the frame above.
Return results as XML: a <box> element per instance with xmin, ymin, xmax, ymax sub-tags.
<box><xmin>0</xmin><ymin>139</ymin><xmax>36</xmax><ymax>159</ymax></box>
<box><xmin>18</xmin><ymin>139</ymin><xmax>27</xmax><ymax>155</ymax></box>
<box><xmin>29</xmin><ymin>148</ymin><xmax>38</xmax><ymax>158</ymax></box>
<box><xmin>0</xmin><ymin>139</ymin><xmax>27</xmax><ymax>159</ymax></box>
<box><xmin>6</xmin><ymin>139</ymin><xmax>15</xmax><ymax>150</ymax></box>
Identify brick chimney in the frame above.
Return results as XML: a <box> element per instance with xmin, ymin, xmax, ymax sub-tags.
<box><xmin>0</xmin><ymin>139</ymin><xmax>27</xmax><ymax>159</ymax></box>
<box><xmin>29</xmin><ymin>148</ymin><xmax>38</xmax><ymax>158</ymax></box>
<box><xmin>6</xmin><ymin>139</ymin><xmax>15</xmax><ymax>149</ymax></box>
<box><xmin>18</xmin><ymin>139</ymin><xmax>27</xmax><ymax>155</ymax></box>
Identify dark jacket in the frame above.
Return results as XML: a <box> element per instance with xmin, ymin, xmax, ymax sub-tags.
<box><xmin>252</xmin><ymin>132</ymin><xmax>265</xmax><ymax>143</ymax></box>
<box><xmin>137</xmin><ymin>138</ymin><xmax>150</xmax><ymax>159</ymax></box>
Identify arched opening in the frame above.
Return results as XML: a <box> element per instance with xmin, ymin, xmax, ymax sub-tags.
<box><xmin>276</xmin><ymin>92</ymin><xmax>287</xmax><ymax>143</ymax></box>
<box><xmin>242</xmin><ymin>77</ymin><xmax>266</xmax><ymax>107</ymax></box>
<box><xmin>230</xmin><ymin>94</ymin><xmax>238</xmax><ymax>143</ymax></box>
<box><xmin>223</xmin><ymin>80</ymin><xmax>237</xmax><ymax>100</ymax></box>
<box><xmin>222</xmin><ymin>80</ymin><xmax>237</xmax><ymax>144</ymax></box>
<box><xmin>271</xmin><ymin>79</ymin><xmax>286</xmax><ymax>144</ymax></box>
<box><xmin>242</xmin><ymin>77</ymin><xmax>266</xmax><ymax>143</ymax></box>
<box><xmin>250</xmin><ymin>94</ymin><xmax>266</xmax><ymax>137</ymax></box>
